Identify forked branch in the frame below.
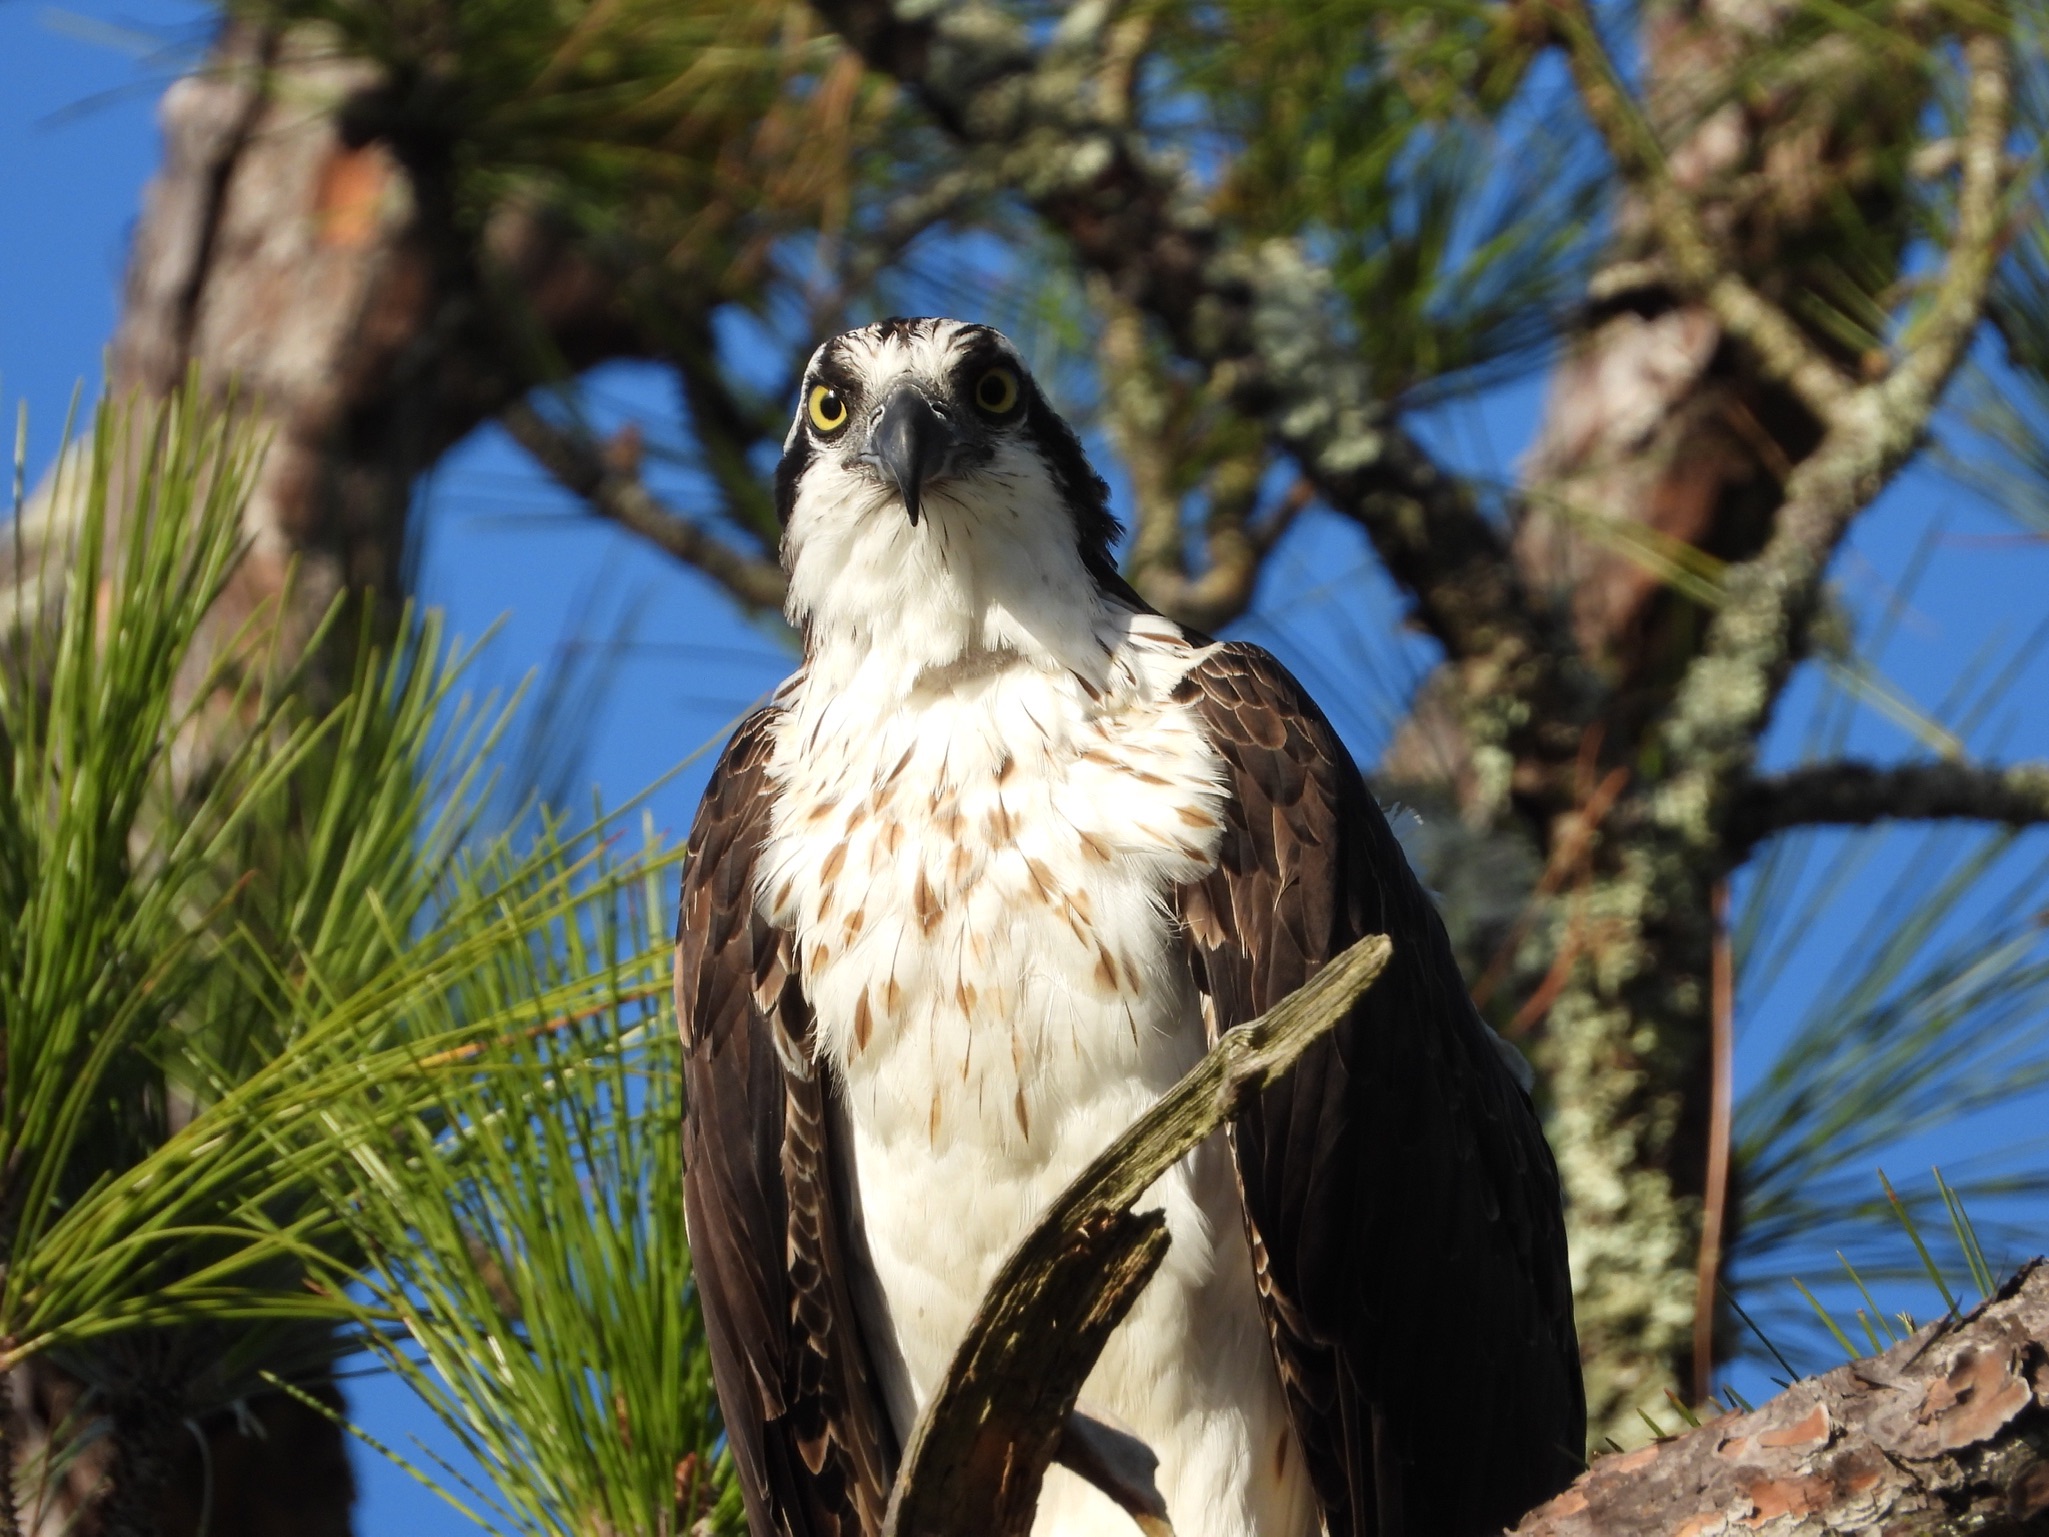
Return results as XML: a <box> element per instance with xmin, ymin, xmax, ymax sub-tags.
<box><xmin>1547</xmin><ymin>0</ymin><xmax>1855</xmax><ymax>425</ymax></box>
<box><xmin>1650</xmin><ymin>25</ymin><xmax>2013</xmax><ymax>786</ymax></box>
<box><xmin>881</xmin><ymin>933</ymin><xmax>1395</xmax><ymax>1537</ymax></box>
<box><xmin>810</xmin><ymin>0</ymin><xmax>1554</xmax><ymax>676</ymax></box>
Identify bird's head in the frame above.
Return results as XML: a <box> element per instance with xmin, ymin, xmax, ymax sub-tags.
<box><xmin>774</xmin><ymin>318</ymin><xmax>1124</xmax><ymax>676</ymax></box>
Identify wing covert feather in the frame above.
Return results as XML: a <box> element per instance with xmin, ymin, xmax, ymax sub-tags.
<box><xmin>677</xmin><ymin>710</ymin><xmax>897</xmax><ymax>1537</ymax></box>
<box><xmin>1175</xmin><ymin>644</ymin><xmax>1584</xmax><ymax>1537</ymax></box>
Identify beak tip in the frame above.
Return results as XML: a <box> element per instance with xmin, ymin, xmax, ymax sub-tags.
<box><xmin>872</xmin><ymin>386</ymin><xmax>955</xmax><ymax>532</ymax></box>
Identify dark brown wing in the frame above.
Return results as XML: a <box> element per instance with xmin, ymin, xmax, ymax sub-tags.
<box><xmin>1174</xmin><ymin>643</ymin><xmax>1584</xmax><ymax>1537</ymax></box>
<box><xmin>677</xmin><ymin>709</ymin><xmax>897</xmax><ymax>1537</ymax></box>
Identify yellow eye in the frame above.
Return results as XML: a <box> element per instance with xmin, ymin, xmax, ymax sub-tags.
<box><xmin>973</xmin><ymin>366</ymin><xmax>1020</xmax><ymax>416</ymax></box>
<box><xmin>808</xmin><ymin>384</ymin><xmax>849</xmax><ymax>433</ymax></box>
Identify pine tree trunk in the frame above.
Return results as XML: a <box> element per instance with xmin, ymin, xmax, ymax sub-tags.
<box><xmin>106</xmin><ymin>17</ymin><xmax>646</xmax><ymax>670</ymax></box>
<box><xmin>1412</xmin><ymin>0</ymin><xmax>1929</xmax><ymax>1441</ymax></box>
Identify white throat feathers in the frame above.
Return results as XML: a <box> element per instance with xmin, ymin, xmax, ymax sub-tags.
<box><xmin>776</xmin><ymin>317</ymin><xmax>1127</xmax><ymax>692</ymax></box>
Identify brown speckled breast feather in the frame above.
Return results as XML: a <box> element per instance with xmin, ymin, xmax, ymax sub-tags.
<box><xmin>679</xmin><ymin>643</ymin><xmax>1583</xmax><ymax>1537</ymax></box>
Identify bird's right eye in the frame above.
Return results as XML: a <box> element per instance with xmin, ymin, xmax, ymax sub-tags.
<box><xmin>808</xmin><ymin>385</ymin><xmax>849</xmax><ymax>435</ymax></box>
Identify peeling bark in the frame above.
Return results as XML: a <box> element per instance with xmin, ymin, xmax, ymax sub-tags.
<box><xmin>109</xmin><ymin>18</ymin><xmax>647</xmax><ymax>659</ymax></box>
<box><xmin>1514</xmin><ymin>1258</ymin><xmax>2049</xmax><ymax>1537</ymax></box>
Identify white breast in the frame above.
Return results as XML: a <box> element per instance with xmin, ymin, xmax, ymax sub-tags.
<box><xmin>760</xmin><ymin>610</ymin><xmax>1316</xmax><ymax>1537</ymax></box>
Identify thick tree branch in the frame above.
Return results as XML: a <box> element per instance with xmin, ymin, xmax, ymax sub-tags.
<box><xmin>500</xmin><ymin>402</ymin><xmax>788</xmax><ymax>613</ymax></box>
<box><xmin>1514</xmin><ymin>1258</ymin><xmax>2049</xmax><ymax>1536</ymax></box>
<box><xmin>1730</xmin><ymin>759</ymin><xmax>2049</xmax><ymax>850</ymax></box>
<box><xmin>809</xmin><ymin>0</ymin><xmax>1556</xmax><ymax>677</ymax></box>
<box><xmin>1547</xmin><ymin>0</ymin><xmax>1855</xmax><ymax>426</ymax></box>
<box><xmin>1654</xmin><ymin>26</ymin><xmax>2011</xmax><ymax>802</ymax></box>
<box><xmin>882</xmin><ymin>934</ymin><xmax>1394</xmax><ymax>1537</ymax></box>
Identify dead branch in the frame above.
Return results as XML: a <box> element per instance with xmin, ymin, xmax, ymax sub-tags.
<box><xmin>881</xmin><ymin>934</ymin><xmax>1395</xmax><ymax>1537</ymax></box>
<box><xmin>499</xmin><ymin>401</ymin><xmax>788</xmax><ymax>614</ymax></box>
<box><xmin>1514</xmin><ymin>1258</ymin><xmax>2049</xmax><ymax>1536</ymax></box>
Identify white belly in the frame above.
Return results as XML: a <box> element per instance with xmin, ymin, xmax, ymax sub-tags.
<box><xmin>760</xmin><ymin>619</ymin><xmax>1317</xmax><ymax>1537</ymax></box>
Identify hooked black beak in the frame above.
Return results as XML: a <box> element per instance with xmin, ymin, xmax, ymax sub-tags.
<box><xmin>866</xmin><ymin>385</ymin><xmax>961</xmax><ymax>526</ymax></box>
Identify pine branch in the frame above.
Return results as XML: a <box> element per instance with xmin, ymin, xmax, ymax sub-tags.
<box><xmin>1090</xmin><ymin>274</ymin><xmax>1300</xmax><ymax>631</ymax></box>
<box><xmin>663</xmin><ymin>310</ymin><xmax>785</xmax><ymax>549</ymax></box>
<box><xmin>809</xmin><ymin>0</ymin><xmax>1556</xmax><ymax>675</ymax></box>
<box><xmin>1651</xmin><ymin>26</ymin><xmax>2012</xmax><ymax>795</ymax></box>
<box><xmin>1730</xmin><ymin>760</ymin><xmax>2049</xmax><ymax>850</ymax></box>
<box><xmin>1512</xmin><ymin>1258</ymin><xmax>2049</xmax><ymax>1536</ymax></box>
<box><xmin>1875</xmin><ymin>31</ymin><xmax>2014</xmax><ymax>427</ymax></box>
<box><xmin>1138</xmin><ymin>478</ymin><xmax>1308</xmax><ymax>634</ymax></box>
<box><xmin>500</xmin><ymin>401</ymin><xmax>788</xmax><ymax>614</ymax></box>
<box><xmin>881</xmin><ymin>934</ymin><xmax>1394</xmax><ymax>1537</ymax></box>
<box><xmin>1547</xmin><ymin>0</ymin><xmax>1856</xmax><ymax>425</ymax></box>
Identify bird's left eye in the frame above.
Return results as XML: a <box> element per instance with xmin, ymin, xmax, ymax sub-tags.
<box><xmin>808</xmin><ymin>385</ymin><xmax>849</xmax><ymax>434</ymax></box>
<box><xmin>973</xmin><ymin>367</ymin><xmax>1021</xmax><ymax>417</ymax></box>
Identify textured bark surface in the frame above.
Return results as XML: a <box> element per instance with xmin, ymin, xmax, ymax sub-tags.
<box><xmin>1429</xmin><ymin>0</ymin><xmax>1931</xmax><ymax>1441</ymax></box>
<box><xmin>109</xmin><ymin>19</ymin><xmax>646</xmax><ymax>662</ymax></box>
<box><xmin>1513</xmin><ymin>1258</ymin><xmax>2049</xmax><ymax>1537</ymax></box>
<box><xmin>28</xmin><ymin>19</ymin><xmax>645</xmax><ymax>1533</ymax></box>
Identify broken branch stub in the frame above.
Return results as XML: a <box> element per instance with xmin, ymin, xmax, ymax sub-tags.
<box><xmin>880</xmin><ymin>933</ymin><xmax>1396</xmax><ymax>1537</ymax></box>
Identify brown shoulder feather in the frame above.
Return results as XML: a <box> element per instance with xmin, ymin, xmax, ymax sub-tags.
<box><xmin>1174</xmin><ymin>642</ymin><xmax>1585</xmax><ymax>1537</ymax></box>
<box><xmin>677</xmin><ymin>709</ymin><xmax>897</xmax><ymax>1536</ymax></box>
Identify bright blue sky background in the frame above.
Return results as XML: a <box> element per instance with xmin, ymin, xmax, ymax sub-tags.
<box><xmin>6</xmin><ymin>2</ymin><xmax>2049</xmax><ymax>1526</ymax></box>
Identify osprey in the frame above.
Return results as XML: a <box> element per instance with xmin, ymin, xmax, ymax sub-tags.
<box><xmin>677</xmin><ymin>318</ymin><xmax>1583</xmax><ymax>1537</ymax></box>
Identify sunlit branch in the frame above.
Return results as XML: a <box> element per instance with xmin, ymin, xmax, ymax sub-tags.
<box><xmin>1651</xmin><ymin>24</ymin><xmax>2013</xmax><ymax>804</ymax></box>
<box><xmin>1546</xmin><ymin>0</ymin><xmax>1855</xmax><ymax>425</ymax></box>
<box><xmin>1875</xmin><ymin>31</ymin><xmax>2014</xmax><ymax>423</ymax></box>
<box><xmin>1511</xmin><ymin>1260</ymin><xmax>2049</xmax><ymax>1536</ymax></box>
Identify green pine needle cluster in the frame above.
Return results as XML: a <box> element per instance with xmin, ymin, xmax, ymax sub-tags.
<box><xmin>0</xmin><ymin>383</ymin><xmax>727</xmax><ymax>1534</ymax></box>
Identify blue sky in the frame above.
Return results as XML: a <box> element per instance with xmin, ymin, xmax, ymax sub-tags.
<box><xmin>6</xmin><ymin>1</ymin><xmax>2049</xmax><ymax>1525</ymax></box>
